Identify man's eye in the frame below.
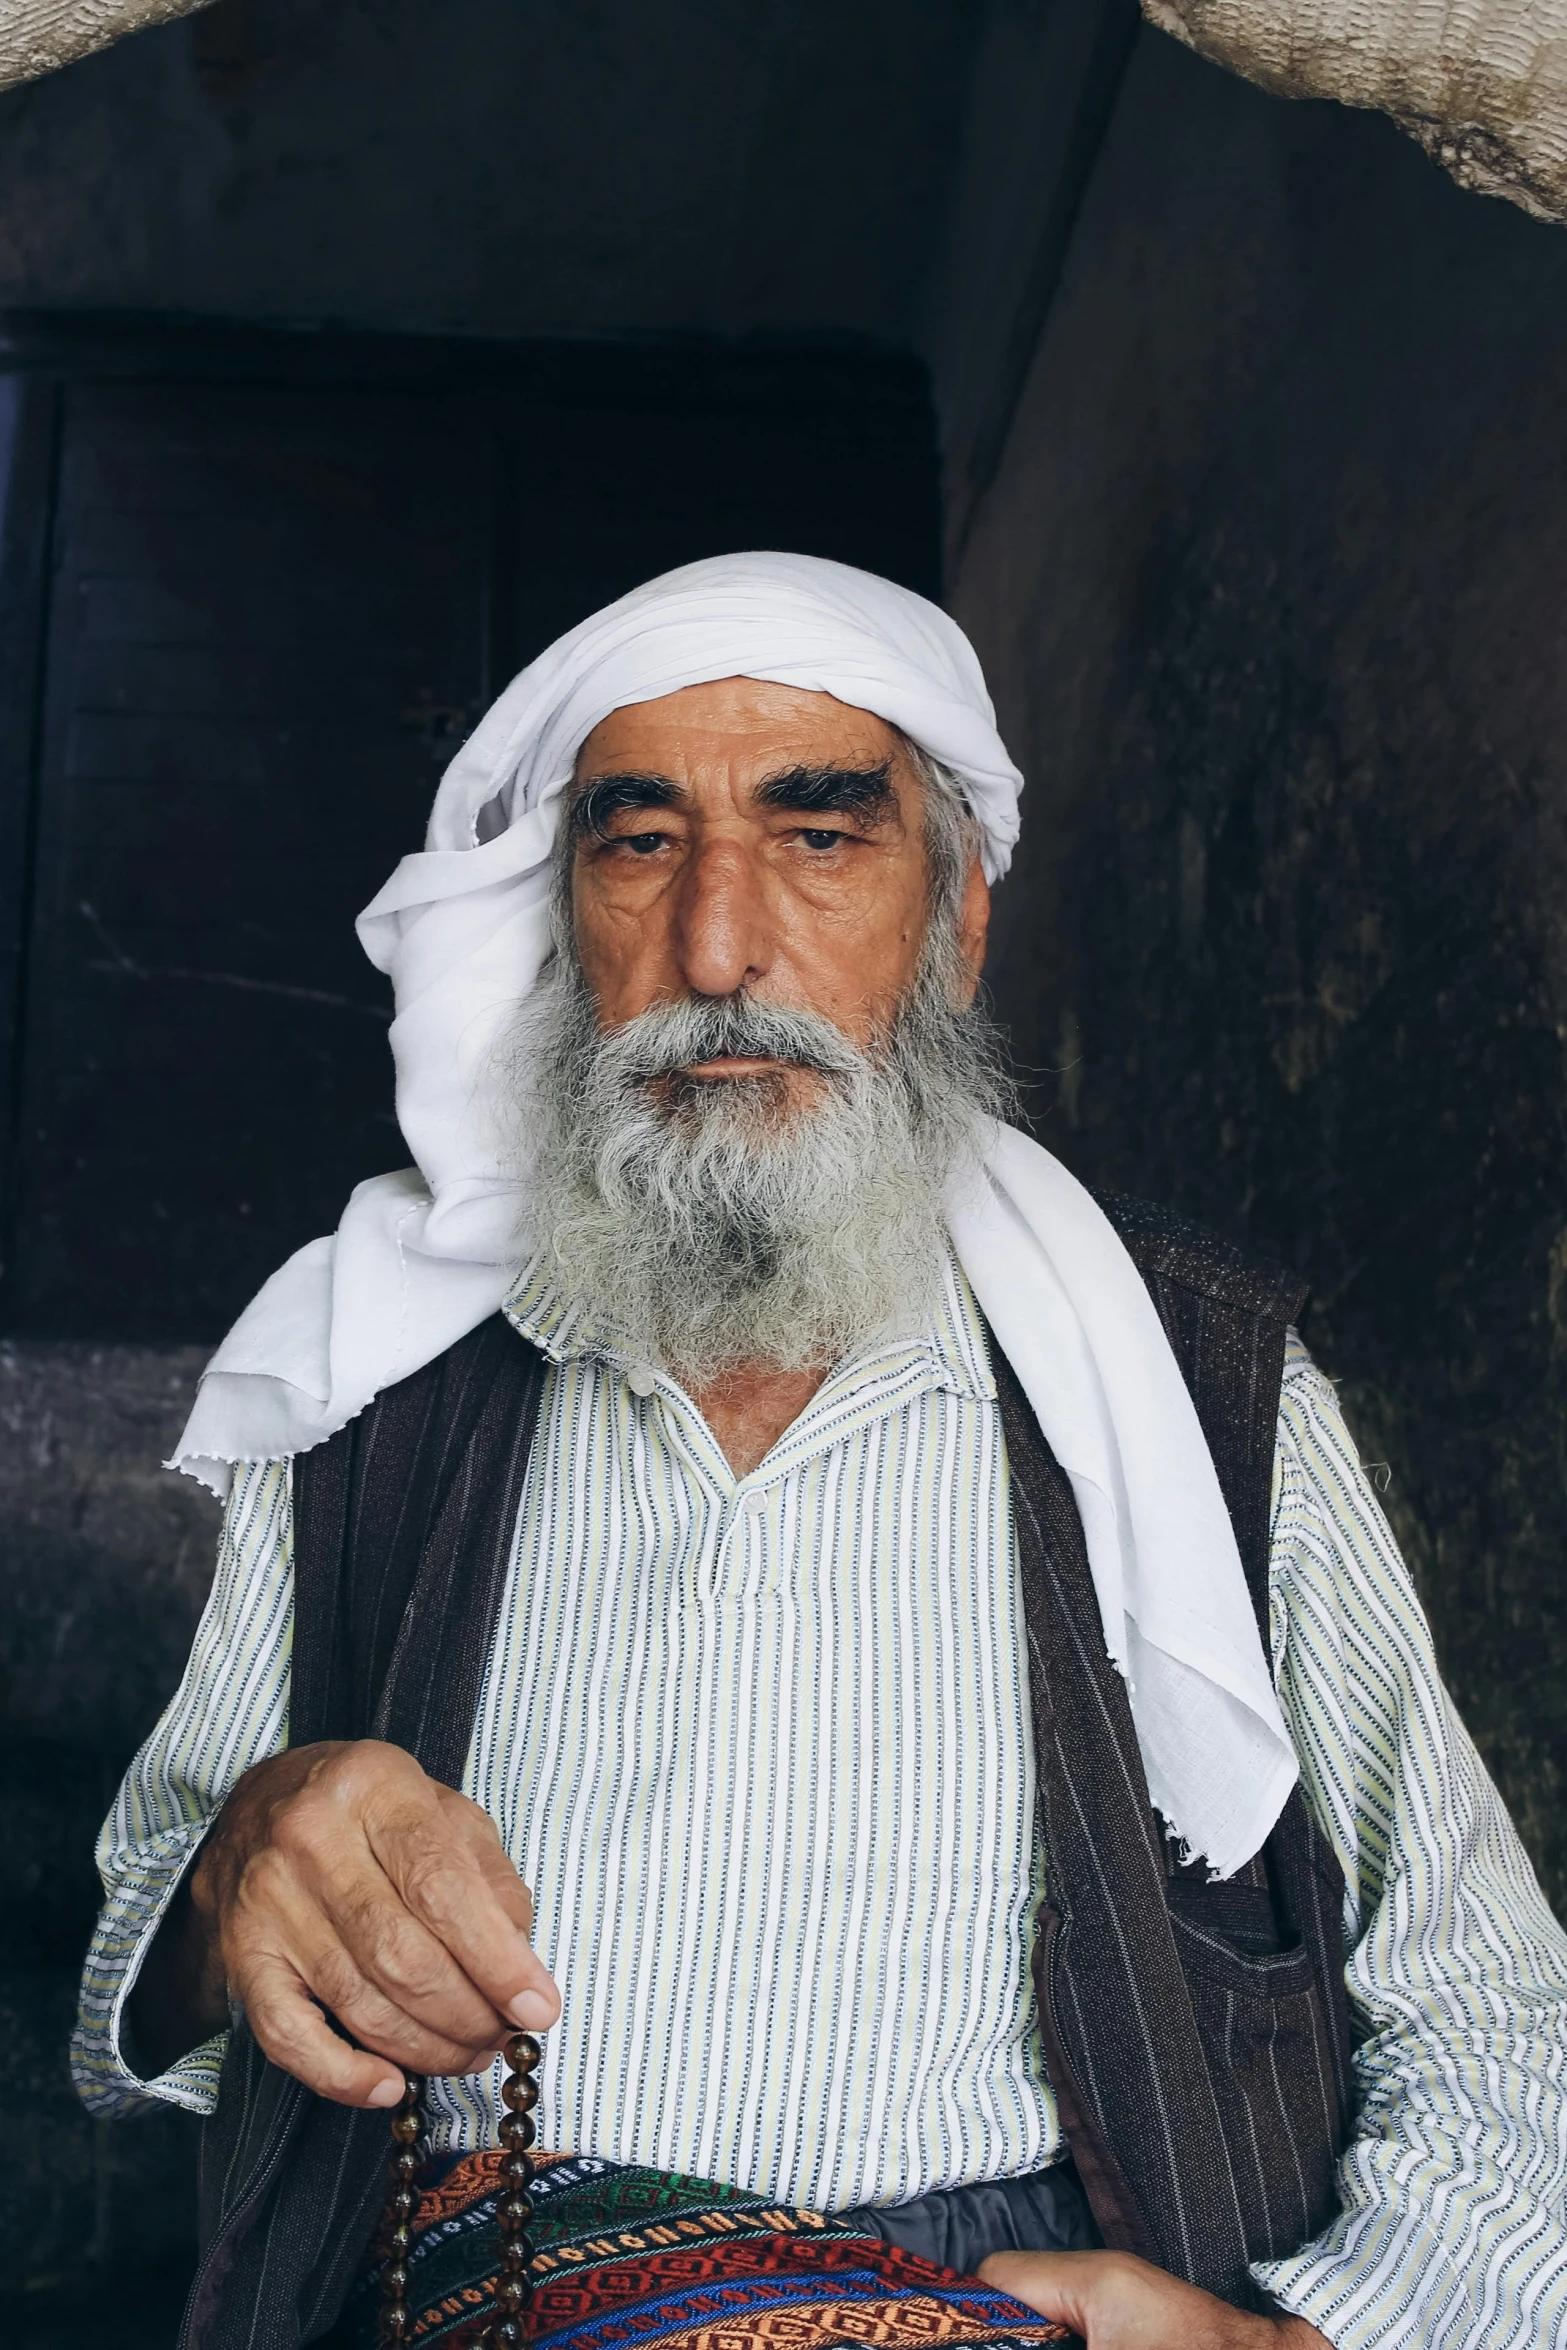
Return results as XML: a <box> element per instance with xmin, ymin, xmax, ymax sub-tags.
<box><xmin>800</xmin><ymin>828</ymin><xmax>844</xmax><ymax>851</ymax></box>
<box><xmin>617</xmin><ymin>831</ymin><xmax>667</xmax><ymax>855</ymax></box>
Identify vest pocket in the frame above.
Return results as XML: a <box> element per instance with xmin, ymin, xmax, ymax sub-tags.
<box><xmin>1167</xmin><ymin>1910</ymin><xmax>1340</xmax><ymax>2261</ymax></box>
<box><xmin>1166</xmin><ymin>1906</ymin><xmax>1315</xmax><ymax>1993</ymax></box>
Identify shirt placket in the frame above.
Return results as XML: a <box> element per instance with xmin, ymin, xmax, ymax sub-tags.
<box><xmin>646</xmin><ymin>1392</ymin><xmax>772</xmax><ymax>1604</ymax></box>
<box><xmin>725</xmin><ymin>1353</ymin><xmax>960</xmax><ymax>1600</ymax></box>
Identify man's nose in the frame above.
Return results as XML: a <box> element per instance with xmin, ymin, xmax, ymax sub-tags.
<box><xmin>672</xmin><ymin>837</ymin><xmax>774</xmax><ymax>999</ymax></box>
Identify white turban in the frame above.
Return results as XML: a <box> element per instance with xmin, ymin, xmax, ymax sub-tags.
<box><xmin>173</xmin><ymin>551</ymin><xmax>1297</xmax><ymax>1875</ymax></box>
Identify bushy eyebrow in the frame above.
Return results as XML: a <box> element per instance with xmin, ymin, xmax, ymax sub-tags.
<box><xmin>569</xmin><ymin>773</ymin><xmax>685</xmax><ymax>841</ymax></box>
<box><xmin>568</xmin><ymin>758</ymin><xmax>897</xmax><ymax>843</ymax></box>
<box><xmin>754</xmin><ymin>761</ymin><xmax>897</xmax><ymax>822</ymax></box>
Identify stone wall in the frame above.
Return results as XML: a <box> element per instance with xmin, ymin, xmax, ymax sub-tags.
<box><xmin>953</xmin><ymin>26</ymin><xmax>1567</xmax><ymax>1911</ymax></box>
<box><xmin>1</xmin><ymin>1342</ymin><xmax>217</xmax><ymax>2317</ymax></box>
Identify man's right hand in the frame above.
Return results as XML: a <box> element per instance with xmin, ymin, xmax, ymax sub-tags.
<box><xmin>128</xmin><ymin>1740</ymin><xmax>561</xmax><ymax>2108</ymax></box>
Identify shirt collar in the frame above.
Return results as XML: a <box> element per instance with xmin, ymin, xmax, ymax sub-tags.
<box><xmin>502</xmin><ymin>1243</ymin><xmax>994</xmax><ymax>1403</ymax></box>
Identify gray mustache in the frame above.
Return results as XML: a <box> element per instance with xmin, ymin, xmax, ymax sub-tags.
<box><xmin>599</xmin><ymin>995</ymin><xmax>867</xmax><ymax>1085</ymax></box>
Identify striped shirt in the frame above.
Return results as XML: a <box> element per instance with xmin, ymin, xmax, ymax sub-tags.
<box><xmin>72</xmin><ymin>1262</ymin><xmax>1567</xmax><ymax>2348</ymax></box>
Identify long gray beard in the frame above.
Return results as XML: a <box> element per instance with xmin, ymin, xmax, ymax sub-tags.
<box><xmin>510</xmin><ymin>944</ymin><xmax>1010</xmax><ymax>1387</ymax></box>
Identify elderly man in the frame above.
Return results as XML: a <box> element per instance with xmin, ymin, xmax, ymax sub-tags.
<box><xmin>75</xmin><ymin>557</ymin><xmax>1567</xmax><ymax>2350</ymax></box>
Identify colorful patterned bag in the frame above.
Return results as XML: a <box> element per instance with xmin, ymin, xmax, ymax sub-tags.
<box><xmin>342</xmin><ymin>2152</ymin><xmax>1077</xmax><ymax>2350</ymax></box>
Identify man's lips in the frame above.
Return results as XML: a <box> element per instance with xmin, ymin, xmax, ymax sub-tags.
<box><xmin>681</xmin><ymin>1055</ymin><xmax>796</xmax><ymax>1078</ymax></box>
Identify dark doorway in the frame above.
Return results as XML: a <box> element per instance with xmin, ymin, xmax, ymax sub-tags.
<box><xmin>0</xmin><ymin>314</ymin><xmax>939</xmax><ymax>1343</ymax></box>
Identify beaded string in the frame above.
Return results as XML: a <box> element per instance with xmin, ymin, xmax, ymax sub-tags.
<box><xmin>378</xmin><ymin>2032</ymin><xmax>544</xmax><ymax>2350</ymax></box>
<box><xmin>377</xmin><ymin>2074</ymin><xmax>425</xmax><ymax>2349</ymax></box>
<box><xmin>489</xmin><ymin>2031</ymin><xmax>544</xmax><ymax>2350</ymax></box>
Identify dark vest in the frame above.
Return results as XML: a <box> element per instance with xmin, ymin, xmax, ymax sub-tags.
<box><xmin>177</xmin><ymin>1195</ymin><xmax>1354</xmax><ymax>2349</ymax></box>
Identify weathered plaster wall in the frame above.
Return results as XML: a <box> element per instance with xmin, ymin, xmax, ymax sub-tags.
<box><xmin>954</xmin><ymin>27</ymin><xmax>1567</xmax><ymax>1909</ymax></box>
<box><xmin>0</xmin><ymin>0</ymin><xmax>982</xmax><ymax>343</ymax></box>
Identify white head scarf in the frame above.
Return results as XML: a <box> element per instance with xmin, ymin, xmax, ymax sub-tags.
<box><xmin>173</xmin><ymin>550</ymin><xmax>1297</xmax><ymax>1875</ymax></box>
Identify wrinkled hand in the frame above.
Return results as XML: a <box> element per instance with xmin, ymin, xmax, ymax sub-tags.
<box><xmin>977</xmin><ymin>2251</ymin><xmax>1329</xmax><ymax>2350</ymax></box>
<box><xmin>181</xmin><ymin>1739</ymin><xmax>560</xmax><ymax>2108</ymax></box>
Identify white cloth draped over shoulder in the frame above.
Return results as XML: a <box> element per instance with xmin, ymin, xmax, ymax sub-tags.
<box><xmin>171</xmin><ymin>550</ymin><xmax>1297</xmax><ymax>1876</ymax></box>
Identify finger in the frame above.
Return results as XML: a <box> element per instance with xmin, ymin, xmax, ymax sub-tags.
<box><xmin>328</xmin><ymin>1869</ymin><xmax>519</xmax><ymax>2049</ymax></box>
<box><xmin>239</xmin><ymin>1951</ymin><xmax>406</xmax><ymax>2109</ymax></box>
<box><xmin>367</xmin><ymin>1804</ymin><xmax>559</xmax><ymax>2030</ymax></box>
<box><xmin>465</xmin><ymin>1840</ymin><xmax>560</xmax><ymax>2026</ymax></box>
<box><xmin>318</xmin><ymin>1750</ymin><xmax>544</xmax><ymax>1992</ymax></box>
<box><xmin>976</xmin><ymin>2251</ymin><xmax>1102</xmax><ymax>2329</ymax></box>
<box><xmin>451</xmin><ymin>1805</ymin><xmax>535</xmax><ymax>1935</ymax></box>
<box><xmin>303</xmin><ymin>1932</ymin><xmax>514</xmax><ymax>2079</ymax></box>
<box><xmin>242</xmin><ymin>1840</ymin><xmax>512</xmax><ymax>2056</ymax></box>
<box><xmin>428</xmin><ymin>1790</ymin><xmax>539</xmax><ymax>1946</ymax></box>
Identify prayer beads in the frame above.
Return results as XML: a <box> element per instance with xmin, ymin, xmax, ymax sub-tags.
<box><xmin>378</xmin><ymin>2033</ymin><xmax>543</xmax><ymax>2350</ymax></box>
<box><xmin>378</xmin><ymin>2075</ymin><xmax>424</xmax><ymax>2348</ymax></box>
<box><xmin>489</xmin><ymin>2032</ymin><xmax>543</xmax><ymax>2350</ymax></box>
